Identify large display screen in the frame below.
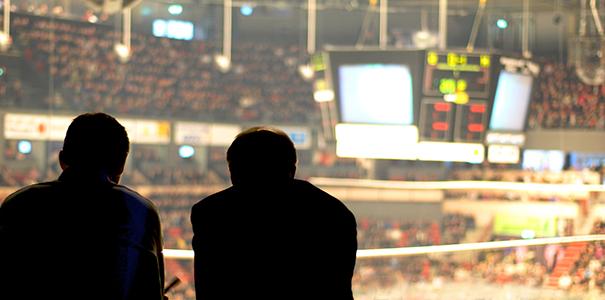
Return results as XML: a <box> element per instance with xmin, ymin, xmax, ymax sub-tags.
<box><xmin>489</xmin><ymin>71</ymin><xmax>533</xmax><ymax>131</ymax></box>
<box><xmin>153</xmin><ymin>19</ymin><xmax>194</xmax><ymax>40</ymax></box>
<box><xmin>493</xmin><ymin>213</ymin><xmax>557</xmax><ymax>238</ymax></box>
<box><xmin>328</xmin><ymin>49</ymin><xmax>424</xmax><ymax>125</ymax></box>
<box><xmin>522</xmin><ymin>149</ymin><xmax>566</xmax><ymax>172</ymax></box>
<box><xmin>338</xmin><ymin>64</ymin><xmax>414</xmax><ymax>125</ymax></box>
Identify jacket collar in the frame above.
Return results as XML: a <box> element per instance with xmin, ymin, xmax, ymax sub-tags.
<box><xmin>58</xmin><ymin>167</ymin><xmax>115</xmax><ymax>185</ymax></box>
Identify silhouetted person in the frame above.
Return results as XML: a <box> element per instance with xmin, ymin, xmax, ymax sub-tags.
<box><xmin>0</xmin><ymin>113</ymin><xmax>165</xmax><ymax>300</ymax></box>
<box><xmin>191</xmin><ymin>127</ymin><xmax>357</xmax><ymax>299</ymax></box>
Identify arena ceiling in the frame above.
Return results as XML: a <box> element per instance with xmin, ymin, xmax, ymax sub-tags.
<box><xmin>159</xmin><ymin>0</ymin><xmax>578</xmax><ymax>12</ymax></box>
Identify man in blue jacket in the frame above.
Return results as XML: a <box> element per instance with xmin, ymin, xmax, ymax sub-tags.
<box><xmin>0</xmin><ymin>113</ymin><xmax>165</xmax><ymax>299</ymax></box>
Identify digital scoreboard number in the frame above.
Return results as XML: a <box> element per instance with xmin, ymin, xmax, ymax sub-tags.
<box><xmin>454</xmin><ymin>101</ymin><xmax>488</xmax><ymax>143</ymax></box>
<box><xmin>419</xmin><ymin>98</ymin><xmax>454</xmax><ymax>141</ymax></box>
<box><xmin>423</xmin><ymin>51</ymin><xmax>491</xmax><ymax>98</ymax></box>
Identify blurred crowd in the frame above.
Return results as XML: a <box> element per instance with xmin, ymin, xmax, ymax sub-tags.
<box><xmin>529</xmin><ymin>61</ymin><xmax>605</xmax><ymax>129</ymax></box>
<box><xmin>555</xmin><ymin>220</ymin><xmax>605</xmax><ymax>293</ymax></box>
<box><xmin>4</xmin><ymin>12</ymin><xmax>605</xmax><ymax>132</ymax></box>
<box><xmin>3</xmin><ymin>13</ymin><xmax>315</xmax><ymax>124</ymax></box>
<box><xmin>151</xmin><ymin>197</ymin><xmax>478</xmax><ymax>300</ymax></box>
<box><xmin>357</xmin><ymin>214</ymin><xmax>475</xmax><ymax>249</ymax></box>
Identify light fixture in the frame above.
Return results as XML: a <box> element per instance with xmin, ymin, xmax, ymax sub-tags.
<box><xmin>168</xmin><ymin>4</ymin><xmax>183</xmax><ymax>16</ymax></box>
<box><xmin>240</xmin><ymin>4</ymin><xmax>254</xmax><ymax>16</ymax></box>
<box><xmin>214</xmin><ymin>54</ymin><xmax>231</xmax><ymax>73</ymax></box>
<box><xmin>114</xmin><ymin>43</ymin><xmax>131</xmax><ymax>63</ymax></box>
<box><xmin>87</xmin><ymin>13</ymin><xmax>99</xmax><ymax>23</ymax></box>
<box><xmin>496</xmin><ymin>18</ymin><xmax>508</xmax><ymax>29</ymax></box>
<box><xmin>17</xmin><ymin>140</ymin><xmax>32</xmax><ymax>154</ymax></box>
<box><xmin>313</xmin><ymin>79</ymin><xmax>334</xmax><ymax>102</ymax></box>
<box><xmin>178</xmin><ymin>145</ymin><xmax>195</xmax><ymax>159</ymax></box>
<box><xmin>0</xmin><ymin>31</ymin><xmax>10</xmax><ymax>52</ymax></box>
<box><xmin>298</xmin><ymin>64</ymin><xmax>314</xmax><ymax>81</ymax></box>
<box><xmin>412</xmin><ymin>30</ymin><xmax>438</xmax><ymax>49</ymax></box>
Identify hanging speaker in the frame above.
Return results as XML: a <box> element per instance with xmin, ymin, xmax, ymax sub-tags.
<box><xmin>85</xmin><ymin>0</ymin><xmax>142</xmax><ymax>14</ymax></box>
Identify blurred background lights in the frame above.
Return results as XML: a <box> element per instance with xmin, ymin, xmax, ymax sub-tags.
<box><xmin>521</xmin><ymin>229</ymin><xmax>536</xmax><ymax>239</ymax></box>
<box><xmin>214</xmin><ymin>54</ymin><xmax>231</xmax><ymax>73</ymax></box>
<box><xmin>168</xmin><ymin>4</ymin><xmax>183</xmax><ymax>16</ymax></box>
<box><xmin>298</xmin><ymin>64</ymin><xmax>315</xmax><ymax>81</ymax></box>
<box><xmin>140</xmin><ymin>6</ymin><xmax>153</xmax><ymax>16</ymax></box>
<box><xmin>240</xmin><ymin>4</ymin><xmax>254</xmax><ymax>16</ymax></box>
<box><xmin>178</xmin><ymin>145</ymin><xmax>195</xmax><ymax>159</ymax></box>
<box><xmin>0</xmin><ymin>31</ymin><xmax>12</xmax><ymax>52</ymax></box>
<box><xmin>17</xmin><ymin>140</ymin><xmax>32</xmax><ymax>154</ymax></box>
<box><xmin>496</xmin><ymin>18</ymin><xmax>508</xmax><ymax>29</ymax></box>
<box><xmin>113</xmin><ymin>43</ymin><xmax>131</xmax><ymax>63</ymax></box>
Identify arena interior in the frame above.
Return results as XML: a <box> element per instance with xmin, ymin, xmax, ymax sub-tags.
<box><xmin>5</xmin><ymin>0</ymin><xmax>605</xmax><ymax>299</ymax></box>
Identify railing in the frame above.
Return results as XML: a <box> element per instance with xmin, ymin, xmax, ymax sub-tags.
<box><xmin>163</xmin><ymin>234</ymin><xmax>605</xmax><ymax>260</ymax></box>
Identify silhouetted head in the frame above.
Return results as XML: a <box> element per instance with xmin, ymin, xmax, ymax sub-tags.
<box><xmin>59</xmin><ymin>113</ymin><xmax>129</xmax><ymax>183</ymax></box>
<box><xmin>227</xmin><ymin>127</ymin><xmax>297</xmax><ymax>186</ymax></box>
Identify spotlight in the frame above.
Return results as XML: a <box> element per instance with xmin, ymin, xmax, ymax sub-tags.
<box><xmin>140</xmin><ymin>6</ymin><xmax>153</xmax><ymax>16</ymax></box>
<box><xmin>496</xmin><ymin>18</ymin><xmax>508</xmax><ymax>29</ymax></box>
<box><xmin>412</xmin><ymin>30</ymin><xmax>438</xmax><ymax>49</ymax></box>
<box><xmin>17</xmin><ymin>140</ymin><xmax>32</xmax><ymax>155</ymax></box>
<box><xmin>87</xmin><ymin>13</ymin><xmax>99</xmax><ymax>23</ymax></box>
<box><xmin>313</xmin><ymin>79</ymin><xmax>334</xmax><ymax>102</ymax></box>
<box><xmin>298</xmin><ymin>64</ymin><xmax>315</xmax><ymax>81</ymax></box>
<box><xmin>521</xmin><ymin>229</ymin><xmax>535</xmax><ymax>239</ymax></box>
<box><xmin>178</xmin><ymin>145</ymin><xmax>195</xmax><ymax>159</ymax></box>
<box><xmin>168</xmin><ymin>4</ymin><xmax>183</xmax><ymax>16</ymax></box>
<box><xmin>114</xmin><ymin>43</ymin><xmax>131</xmax><ymax>63</ymax></box>
<box><xmin>214</xmin><ymin>54</ymin><xmax>231</xmax><ymax>73</ymax></box>
<box><xmin>313</xmin><ymin>89</ymin><xmax>335</xmax><ymax>102</ymax></box>
<box><xmin>240</xmin><ymin>4</ymin><xmax>254</xmax><ymax>16</ymax></box>
<box><xmin>0</xmin><ymin>31</ymin><xmax>12</xmax><ymax>52</ymax></box>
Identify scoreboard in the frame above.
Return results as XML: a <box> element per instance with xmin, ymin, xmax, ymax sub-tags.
<box><xmin>419</xmin><ymin>99</ymin><xmax>453</xmax><ymax>141</ymax></box>
<box><xmin>420</xmin><ymin>99</ymin><xmax>487</xmax><ymax>143</ymax></box>
<box><xmin>454</xmin><ymin>101</ymin><xmax>488</xmax><ymax>143</ymax></box>
<box><xmin>420</xmin><ymin>51</ymin><xmax>492</xmax><ymax>144</ymax></box>
<box><xmin>423</xmin><ymin>51</ymin><xmax>491</xmax><ymax>98</ymax></box>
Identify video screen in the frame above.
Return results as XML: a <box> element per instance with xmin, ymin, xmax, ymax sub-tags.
<box><xmin>153</xmin><ymin>19</ymin><xmax>194</xmax><ymax>40</ymax></box>
<box><xmin>338</xmin><ymin>64</ymin><xmax>414</xmax><ymax>125</ymax></box>
<box><xmin>522</xmin><ymin>149</ymin><xmax>566</xmax><ymax>172</ymax></box>
<box><xmin>489</xmin><ymin>71</ymin><xmax>533</xmax><ymax>131</ymax></box>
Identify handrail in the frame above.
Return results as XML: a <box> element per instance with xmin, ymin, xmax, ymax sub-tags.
<box><xmin>309</xmin><ymin>177</ymin><xmax>605</xmax><ymax>193</ymax></box>
<box><xmin>163</xmin><ymin>234</ymin><xmax>605</xmax><ymax>260</ymax></box>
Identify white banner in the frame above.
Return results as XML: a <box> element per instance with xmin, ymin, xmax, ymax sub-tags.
<box><xmin>209</xmin><ymin>124</ymin><xmax>241</xmax><ymax>146</ymax></box>
<box><xmin>4</xmin><ymin>113</ymin><xmax>74</xmax><ymax>141</ymax></box>
<box><xmin>488</xmin><ymin>145</ymin><xmax>520</xmax><ymax>164</ymax></box>
<box><xmin>174</xmin><ymin>122</ymin><xmax>212</xmax><ymax>146</ymax></box>
<box><xmin>417</xmin><ymin>142</ymin><xmax>485</xmax><ymax>164</ymax></box>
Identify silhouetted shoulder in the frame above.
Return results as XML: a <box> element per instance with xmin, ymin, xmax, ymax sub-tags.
<box><xmin>112</xmin><ymin>184</ymin><xmax>160</xmax><ymax>213</ymax></box>
<box><xmin>1</xmin><ymin>181</ymin><xmax>58</xmax><ymax>209</ymax></box>
<box><xmin>292</xmin><ymin>179</ymin><xmax>352</xmax><ymax>209</ymax></box>
<box><xmin>191</xmin><ymin>186</ymin><xmax>238</xmax><ymax>217</ymax></box>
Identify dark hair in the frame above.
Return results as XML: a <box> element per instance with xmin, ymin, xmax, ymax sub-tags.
<box><xmin>227</xmin><ymin>127</ymin><xmax>297</xmax><ymax>185</ymax></box>
<box><xmin>60</xmin><ymin>113</ymin><xmax>129</xmax><ymax>175</ymax></box>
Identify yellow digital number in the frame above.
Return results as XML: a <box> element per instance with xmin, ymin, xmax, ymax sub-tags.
<box><xmin>457</xmin><ymin>79</ymin><xmax>468</xmax><ymax>92</ymax></box>
<box><xmin>480</xmin><ymin>55</ymin><xmax>491</xmax><ymax>67</ymax></box>
<box><xmin>427</xmin><ymin>51</ymin><xmax>438</xmax><ymax>66</ymax></box>
<box><xmin>447</xmin><ymin>53</ymin><xmax>458</xmax><ymax>67</ymax></box>
<box><xmin>459</xmin><ymin>55</ymin><xmax>467</xmax><ymax>66</ymax></box>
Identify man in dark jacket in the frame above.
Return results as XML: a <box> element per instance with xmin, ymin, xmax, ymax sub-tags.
<box><xmin>191</xmin><ymin>127</ymin><xmax>357</xmax><ymax>299</ymax></box>
<box><xmin>0</xmin><ymin>113</ymin><xmax>165</xmax><ymax>300</ymax></box>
